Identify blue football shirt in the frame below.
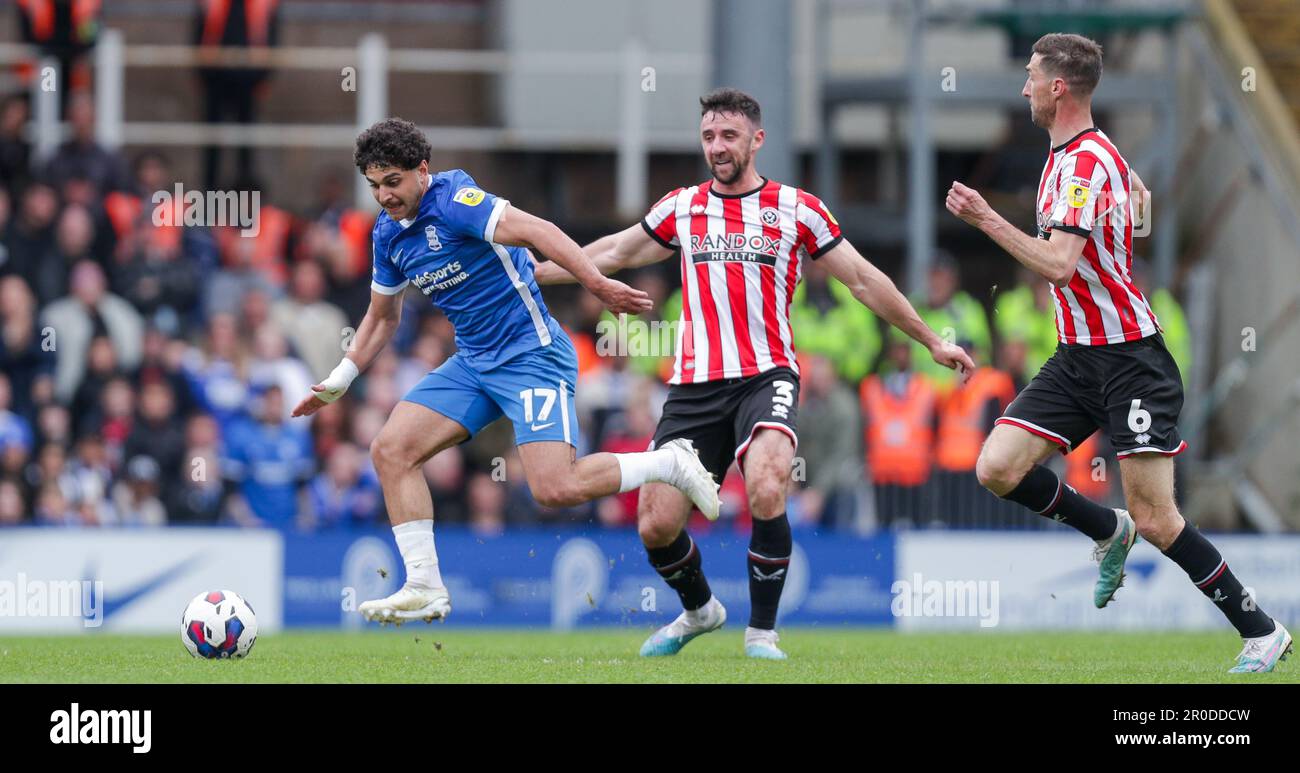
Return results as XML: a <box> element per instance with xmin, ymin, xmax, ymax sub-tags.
<box><xmin>370</xmin><ymin>169</ymin><xmax>561</xmax><ymax>370</ymax></box>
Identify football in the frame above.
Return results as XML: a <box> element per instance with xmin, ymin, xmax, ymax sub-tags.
<box><xmin>181</xmin><ymin>590</ymin><xmax>259</xmax><ymax>659</ymax></box>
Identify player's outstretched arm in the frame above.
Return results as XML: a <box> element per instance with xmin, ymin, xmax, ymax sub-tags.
<box><xmin>493</xmin><ymin>204</ymin><xmax>654</xmax><ymax>315</ymax></box>
<box><xmin>291</xmin><ymin>288</ymin><xmax>402</xmax><ymax>418</ymax></box>
<box><xmin>819</xmin><ymin>239</ymin><xmax>975</xmax><ymax>380</ymax></box>
<box><xmin>533</xmin><ymin>223</ymin><xmax>674</xmax><ymax>285</ymax></box>
<box><xmin>945</xmin><ymin>180</ymin><xmax>1087</xmax><ymax>287</ymax></box>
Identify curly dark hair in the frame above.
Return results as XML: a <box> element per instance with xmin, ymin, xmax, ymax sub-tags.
<box><xmin>699</xmin><ymin>87</ymin><xmax>761</xmax><ymax>127</ymax></box>
<box><xmin>353</xmin><ymin>117</ymin><xmax>431</xmax><ymax>174</ymax></box>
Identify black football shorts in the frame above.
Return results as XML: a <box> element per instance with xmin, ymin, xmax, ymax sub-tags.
<box><xmin>996</xmin><ymin>333</ymin><xmax>1187</xmax><ymax>458</ymax></box>
<box><xmin>651</xmin><ymin>367</ymin><xmax>800</xmax><ymax>481</ymax></box>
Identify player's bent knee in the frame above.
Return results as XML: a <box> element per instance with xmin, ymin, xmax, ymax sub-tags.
<box><xmin>369</xmin><ymin>435</ymin><xmax>402</xmax><ymax>476</ymax></box>
<box><xmin>530</xmin><ymin>478</ymin><xmax>581</xmax><ymax>509</ymax></box>
<box><xmin>1128</xmin><ymin>500</ymin><xmax>1183</xmax><ymax>546</ymax></box>
<box><xmin>1134</xmin><ymin>517</ymin><xmax>1168</xmax><ymax>546</ymax></box>
<box><xmin>531</xmin><ymin>491</ymin><xmax>564</xmax><ymax>509</ymax></box>
<box><xmin>637</xmin><ymin>512</ymin><xmax>680</xmax><ymax>548</ymax></box>
<box><xmin>370</xmin><ymin>428</ymin><xmax>424</xmax><ymax>479</ymax></box>
<box><xmin>747</xmin><ymin>478</ymin><xmax>787</xmax><ymax>520</ymax></box>
<box><xmin>975</xmin><ymin>449</ymin><xmax>1025</xmax><ymax>495</ymax></box>
<box><xmin>1136</xmin><ymin>513</ymin><xmax>1184</xmax><ymax>551</ymax></box>
<box><xmin>527</xmin><ymin>475</ymin><xmax>585</xmax><ymax>511</ymax></box>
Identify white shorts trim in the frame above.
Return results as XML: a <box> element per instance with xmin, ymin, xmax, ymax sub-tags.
<box><xmin>1116</xmin><ymin>441</ymin><xmax>1187</xmax><ymax>458</ymax></box>
<box><xmin>734</xmin><ymin>421</ymin><xmax>799</xmax><ymax>474</ymax></box>
<box><xmin>994</xmin><ymin>416</ymin><xmax>1073</xmax><ymax>452</ymax></box>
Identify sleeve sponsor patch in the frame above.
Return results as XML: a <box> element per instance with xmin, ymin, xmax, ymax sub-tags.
<box><xmin>1065</xmin><ymin>176</ymin><xmax>1092</xmax><ymax>209</ymax></box>
<box><xmin>453</xmin><ymin>187</ymin><xmax>486</xmax><ymax>207</ymax></box>
<box><xmin>819</xmin><ymin>200</ymin><xmax>839</xmax><ymax>226</ymax></box>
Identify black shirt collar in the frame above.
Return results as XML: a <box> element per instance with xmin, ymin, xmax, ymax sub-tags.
<box><xmin>1052</xmin><ymin>127</ymin><xmax>1099</xmax><ymax>154</ymax></box>
<box><xmin>709</xmin><ymin>177</ymin><xmax>769</xmax><ymax>199</ymax></box>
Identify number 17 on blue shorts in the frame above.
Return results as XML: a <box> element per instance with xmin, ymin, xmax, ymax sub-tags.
<box><xmin>402</xmin><ymin>334</ymin><xmax>581</xmax><ymax>448</ymax></box>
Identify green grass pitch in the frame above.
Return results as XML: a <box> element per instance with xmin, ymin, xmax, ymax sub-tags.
<box><xmin>1</xmin><ymin>628</ymin><xmax>1296</xmax><ymax>683</ymax></box>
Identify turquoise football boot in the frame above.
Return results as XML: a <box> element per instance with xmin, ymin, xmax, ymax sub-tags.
<box><xmin>1093</xmin><ymin>509</ymin><xmax>1138</xmax><ymax>608</ymax></box>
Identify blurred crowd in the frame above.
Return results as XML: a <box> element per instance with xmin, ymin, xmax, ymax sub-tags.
<box><xmin>1</xmin><ymin>86</ymin><xmax>393</xmax><ymax>532</ymax></box>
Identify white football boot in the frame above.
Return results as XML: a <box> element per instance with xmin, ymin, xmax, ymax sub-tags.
<box><xmin>359</xmin><ymin>584</ymin><xmax>452</xmax><ymax>626</ymax></box>
<box><xmin>639</xmin><ymin>596</ymin><xmax>727</xmax><ymax>656</ymax></box>
<box><xmin>744</xmin><ymin>627</ymin><xmax>788</xmax><ymax>660</ymax></box>
<box><xmin>660</xmin><ymin>438</ymin><xmax>721</xmax><ymax>520</ymax></box>
<box><xmin>1229</xmin><ymin>621</ymin><xmax>1293</xmax><ymax>673</ymax></box>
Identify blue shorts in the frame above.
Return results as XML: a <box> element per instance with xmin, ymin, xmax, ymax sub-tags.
<box><xmin>402</xmin><ymin>333</ymin><xmax>580</xmax><ymax>448</ymax></box>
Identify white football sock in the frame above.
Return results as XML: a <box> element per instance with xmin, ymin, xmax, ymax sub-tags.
<box><xmin>392</xmin><ymin>519</ymin><xmax>443</xmax><ymax>590</ymax></box>
<box><xmin>615</xmin><ymin>448</ymin><xmax>677</xmax><ymax>493</ymax></box>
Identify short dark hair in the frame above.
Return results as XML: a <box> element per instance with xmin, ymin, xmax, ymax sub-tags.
<box><xmin>353</xmin><ymin>117</ymin><xmax>431</xmax><ymax>174</ymax></box>
<box><xmin>1032</xmin><ymin>33</ymin><xmax>1104</xmax><ymax>96</ymax></box>
<box><xmin>699</xmin><ymin>87</ymin><xmax>761</xmax><ymax>126</ymax></box>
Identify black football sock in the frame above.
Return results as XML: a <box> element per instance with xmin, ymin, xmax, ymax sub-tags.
<box><xmin>646</xmin><ymin>530</ymin><xmax>712</xmax><ymax>612</ymax></box>
<box><xmin>747</xmin><ymin>513</ymin><xmax>792</xmax><ymax>630</ymax></box>
<box><xmin>1000</xmin><ymin>464</ymin><xmax>1118</xmax><ymax>541</ymax></box>
<box><xmin>1162</xmin><ymin>524</ymin><xmax>1274</xmax><ymax>638</ymax></box>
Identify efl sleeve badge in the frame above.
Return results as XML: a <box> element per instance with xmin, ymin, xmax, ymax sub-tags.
<box><xmin>453</xmin><ymin>187</ymin><xmax>486</xmax><ymax>206</ymax></box>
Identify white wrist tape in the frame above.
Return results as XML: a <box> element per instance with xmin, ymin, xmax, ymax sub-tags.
<box><xmin>317</xmin><ymin>358</ymin><xmax>359</xmax><ymax>404</ymax></box>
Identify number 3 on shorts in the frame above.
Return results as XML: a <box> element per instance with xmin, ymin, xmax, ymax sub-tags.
<box><xmin>772</xmin><ymin>380</ymin><xmax>795</xmax><ymax>419</ymax></box>
<box><xmin>1126</xmin><ymin>399</ymin><xmax>1152</xmax><ymax>433</ymax></box>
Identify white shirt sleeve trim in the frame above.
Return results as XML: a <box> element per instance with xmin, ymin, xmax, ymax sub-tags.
<box><xmin>370</xmin><ymin>279</ymin><xmax>409</xmax><ymax>295</ymax></box>
<box><xmin>484</xmin><ymin>197</ymin><xmax>510</xmax><ymax>244</ymax></box>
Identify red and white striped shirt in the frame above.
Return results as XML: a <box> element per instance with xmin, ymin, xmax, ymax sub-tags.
<box><xmin>1036</xmin><ymin>127</ymin><xmax>1160</xmax><ymax>345</ymax></box>
<box><xmin>642</xmin><ymin>178</ymin><xmax>842</xmax><ymax>384</ymax></box>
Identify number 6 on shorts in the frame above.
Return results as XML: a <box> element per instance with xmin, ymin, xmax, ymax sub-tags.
<box><xmin>1126</xmin><ymin>399</ymin><xmax>1151</xmax><ymax>434</ymax></box>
